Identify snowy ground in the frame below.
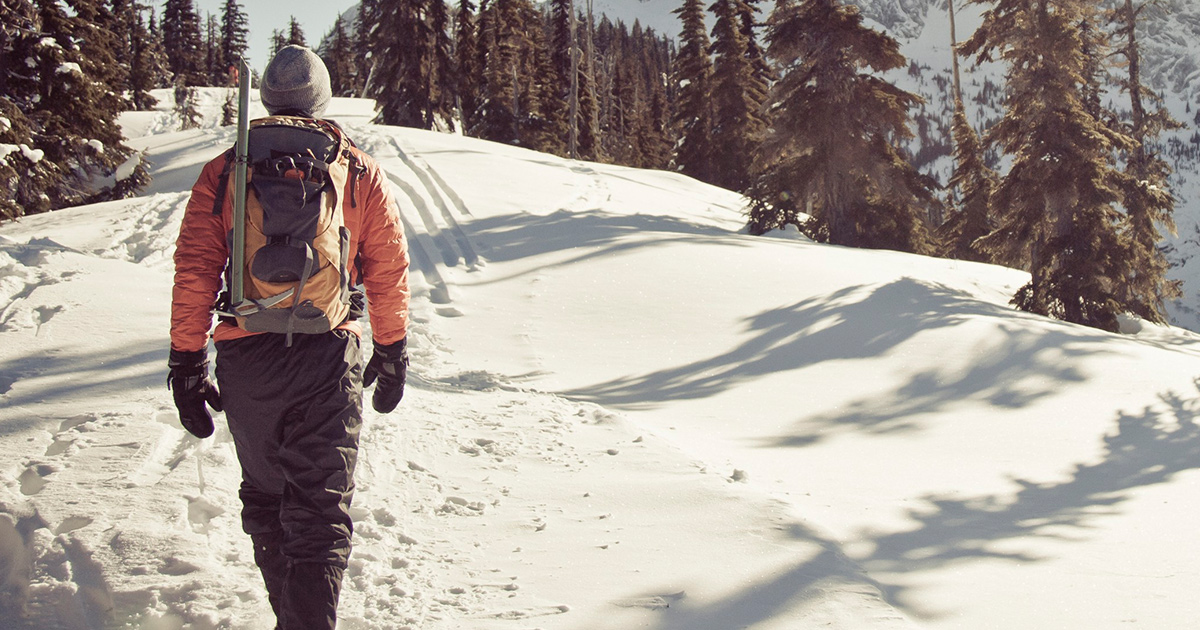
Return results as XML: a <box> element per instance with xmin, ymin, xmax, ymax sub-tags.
<box><xmin>5</xmin><ymin>90</ymin><xmax>1200</xmax><ymax>629</ymax></box>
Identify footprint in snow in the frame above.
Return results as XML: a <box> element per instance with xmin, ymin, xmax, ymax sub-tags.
<box><xmin>18</xmin><ymin>463</ymin><xmax>56</xmax><ymax>496</ymax></box>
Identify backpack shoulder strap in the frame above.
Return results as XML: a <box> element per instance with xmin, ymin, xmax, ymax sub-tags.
<box><xmin>211</xmin><ymin>148</ymin><xmax>235</xmax><ymax>216</ymax></box>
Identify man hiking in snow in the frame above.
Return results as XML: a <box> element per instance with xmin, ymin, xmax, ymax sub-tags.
<box><xmin>167</xmin><ymin>45</ymin><xmax>410</xmax><ymax>629</ymax></box>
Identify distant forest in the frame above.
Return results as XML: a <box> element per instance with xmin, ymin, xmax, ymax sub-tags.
<box><xmin>0</xmin><ymin>0</ymin><xmax>1185</xmax><ymax>332</ymax></box>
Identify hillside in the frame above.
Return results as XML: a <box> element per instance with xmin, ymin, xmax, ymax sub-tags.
<box><xmin>5</xmin><ymin>89</ymin><xmax>1200</xmax><ymax>629</ymax></box>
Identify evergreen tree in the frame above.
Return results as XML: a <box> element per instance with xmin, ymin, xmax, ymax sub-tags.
<box><xmin>204</xmin><ymin>13</ymin><xmax>220</xmax><ymax>85</ymax></box>
<box><xmin>145</xmin><ymin>7</ymin><xmax>173</xmax><ymax>87</ymax></box>
<box><xmin>746</xmin><ymin>0</ymin><xmax>935</xmax><ymax>254</ymax></box>
<box><xmin>708</xmin><ymin>0</ymin><xmax>766</xmax><ymax>191</ymax></box>
<box><xmin>370</xmin><ymin>0</ymin><xmax>431</xmax><ymax>128</ymax></box>
<box><xmin>455</xmin><ymin>0</ymin><xmax>482</xmax><ymax>130</ymax></box>
<box><xmin>354</xmin><ymin>0</ymin><xmax>379</xmax><ymax>96</ymax></box>
<box><xmin>20</xmin><ymin>0</ymin><xmax>148</xmax><ymax>210</ymax></box>
<box><xmin>1</xmin><ymin>0</ymin><xmax>59</xmax><ymax>219</ymax></box>
<box><xmin>161</xmin><ymin>0</ymin><xmax>204</xmax><ymax>86</ymax></box>
<box><xmin>576</xmin><ymin>46</ymin><xmax>600</xmax><ymax>161</ymax></box>
<box><xmin>221</xmin><ymin>91</ymin><xmax>236</xmax><ymax>125</ymax></box>
<box><xmin>1110</xmin><ymin>0</ymin><xmax>1182</xmax><ymax>322</ymax></box>
<box><xmin>604</xmin><ymin>52</ymin><xmax>635</xmax><ymax>163</ymax></box>
<box><xmin>109</xmin><ymin>0</ymin><xmax>136</xmax><ymax>97</ymax></box>
<box><xmin>427</xmin><ymin>0</ymin><xmax>457</xmax><ymax>130</ymax></box>
<box><xmin>936</xmin><ymin>0</ymin><xmax>995</xmax><ymax>262</ymax></box>
<box><xmin>737</xmin><ymin>0</ymin><xmax>773</xmax><ymax>102</ymax></box>
<box><xmin>321</xmin><ymin>16</ymin><xmax>357</xmax><ymax>96</ymax></box>
<box><xmin>937</xmin><ymin>100</ymin><xmax>996</xmax><ymax>261</ymax></box>
<box><xmin>473</xmin><ymin>0</ymin><xmax>524</xmax><ymax>143</ymax></box>
<box><xmin>550</xmin><ymin>0</ymin><xmax>575</xmax><ymax>151</ymax></box>
<box><xmin>639</xmin><ymin>77</ymin><xmax>672</xmax><ymax>168</ymax></box>
<box><xmin>219</xmin><ymin>0</ymin><xmax>249</xmax><ymax>80</ymax></box>
<box><xmin>287</xmin><ymin>16</ymin><xmax>308</xmax><ymax>47</ymax></box>
<box><xmin>129</xmin><ymin>3</ymin><xmax>166</xmax><ymax>110</ymax></box>
<box><xmin>174</xmin><ymin>81</ymin><xmax>202</xmax><ymax>129</ymax></box>
<box><xmin>580</xmin><ymin>1</ymin><xmax>601</xmax><ymax>161</ymax></box>
<box><xmin>962</xmin><ymin>0</ymin><xmax>1131</xmax><ymax>331</ymax></box>
<box><xmin>270</xmin><ymin>29</ymin><xmax>287</xmax><ymax>58</ymax></box>
<box><xmin>671</xmin><ymin>0</ymin><xmax>714</xmax><ymax>182</ymax></box>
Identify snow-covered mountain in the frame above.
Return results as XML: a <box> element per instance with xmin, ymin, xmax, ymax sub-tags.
<box><xmin>867</xmin><ymin>0</ymin><xmax>1200</xmax><ymax>330</ymax></box>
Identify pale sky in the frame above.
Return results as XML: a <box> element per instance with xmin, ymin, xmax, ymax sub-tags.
<box><xmin>191</xmin><ymin>0</ymin><xmax>359</xmax><ymax>72</ymax></box>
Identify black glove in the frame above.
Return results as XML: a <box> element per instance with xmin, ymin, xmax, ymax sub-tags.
<box><xmin>167</xmin><ymin>349</ymin><xmax>222</xmax><ymax>438</ymax></box>
<box><xmin>363</xmin><ymin>338</ymin><xmax>408</xmax><ymax>413</ymax></box>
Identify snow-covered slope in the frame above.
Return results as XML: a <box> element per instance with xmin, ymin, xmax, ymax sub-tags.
<box><xmin>7</xmin><ymin>90</ymin><xmax>1200</xmax><ymax>630</ymax></box>
<box><xmin>596</xmin><ymin>0</ymin><xmax>1200</xmax><ymax>331</ymax></box>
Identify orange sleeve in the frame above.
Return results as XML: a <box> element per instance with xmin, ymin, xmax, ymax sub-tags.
<box><xmin>355</xmin><ymin>151</ymin><xmax>410</xmax><ymax>346</ymax></box>
<box><xmin>170</xmin><ymin>155</ymin><xmax>230</xmax><ymax>353</ymax></box>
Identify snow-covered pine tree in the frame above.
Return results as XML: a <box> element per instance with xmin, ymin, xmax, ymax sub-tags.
<box><xmin>708</xmin><ymin>0</ymin><xmax>766</xmax><ymax>192</ymax></box>
<box><xmin>161</xmin><ymin>0</ymin><xmax>204</xmax><ymax>86</ymax></box>
<box><xmin>963</xmin><ymin>0</ymin><xmax>1131</xmax><ymax>332</ymax></box>
<box><xmin>370</xmin><ymin>0</ymin><xmax>431</xmax><ymax>128</ymax></box>
<box><xmin>1110</xmin><ymin>0</ymin><xmax>1182</xmax><ymax>323</ymax></box>
<box><xmin>174</xmin><ymin>82</ymin><xmax>201</xmax><ymax>129</ymax></box>
<box><xmin>1</xmin><ymin>0</ymin><xmax>60</xmax><ymax>219</ymax></box>
<box><xmin>16</xmin><ymin>0</ymin><xmax>149</xmax><ymax>209</ymax></box>
<box><xmin>0</xmin><ymin>100</ymin><xmax>60</xmax><ymax>220</ymax></box>
<box><xmin>746</xmin><ymin>0</ymin><xmax>935</xmax><ymax>254</ymax></box>
<box><xmin>219</xmin><ymin>0</ymin><xmax>249</xmax><ymax>81</ymax></box>
<box><xmin>671</xmin><ymin>0</ymin><xmax>715</xmax><ymax>183</ymax></box>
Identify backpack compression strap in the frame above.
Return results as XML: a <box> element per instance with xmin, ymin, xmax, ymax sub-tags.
<box><xmin>211</xmin><ymin>149</ymin><xmax>235</xmax><ymax>216</ymax></box>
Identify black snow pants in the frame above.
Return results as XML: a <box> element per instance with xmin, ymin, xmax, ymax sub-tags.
<box><xmin>214</xmin><ymin>329</ymin><xmax>363</xmax><ymax>630</ymax></box>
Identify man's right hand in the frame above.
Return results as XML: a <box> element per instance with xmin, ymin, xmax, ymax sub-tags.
<box><xmin>363</xmin><ymin>338</ymin><xmax>408</xmax><ymax>413</ymax></box>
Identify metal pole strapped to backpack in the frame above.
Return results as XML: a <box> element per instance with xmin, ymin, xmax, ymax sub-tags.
<box><xmin>230</xmin><ymin>57</ymin><xmax>251</xmax><ymax>308</ymax></box>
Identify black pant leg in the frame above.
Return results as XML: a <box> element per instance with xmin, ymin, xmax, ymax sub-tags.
<box><xmin>216</xmin><ymin>330</ymin><xmax>363</xmax><ymax>629</ymax></box>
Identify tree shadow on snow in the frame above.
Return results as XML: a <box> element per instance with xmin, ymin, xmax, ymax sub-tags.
<box><xmin>622</xmin><ymin>381</ymin><xmax>1200</xmax><ymax>627</ymax></box>
<box><xmin>462</xmin><ymin>208</ymin><xmax>747</xmax><ymax>278</ymax></box>
<box><xmin>616</xmin><ymin>528</ymin><xmax>901</xmax><ymax>630</ymax></box>
<box><xmin>0</xmin><ymin>339</ymin><xmax>169</xmax><ymax>433</ymax></box>
<box><xmin>854</xmin><ymin>383</ymin><xmax>1200</xmax><ymax>617</ymax></box>
<box><xmin>569</xmin><ymin>278</ymin><xmax>1121</xmax><ymax>433</ymax></box>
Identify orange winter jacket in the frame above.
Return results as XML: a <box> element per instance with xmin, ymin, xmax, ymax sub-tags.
<box><xmin>171</xmin><ymin>139</ymin><xmax>410</xmax><ymax>353</ymax></box>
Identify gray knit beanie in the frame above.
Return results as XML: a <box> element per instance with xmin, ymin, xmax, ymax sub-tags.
<box><xmin>260</xmin><ymin>45</ymin><xmax>332</xmax><ymax>118</ymax></box>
